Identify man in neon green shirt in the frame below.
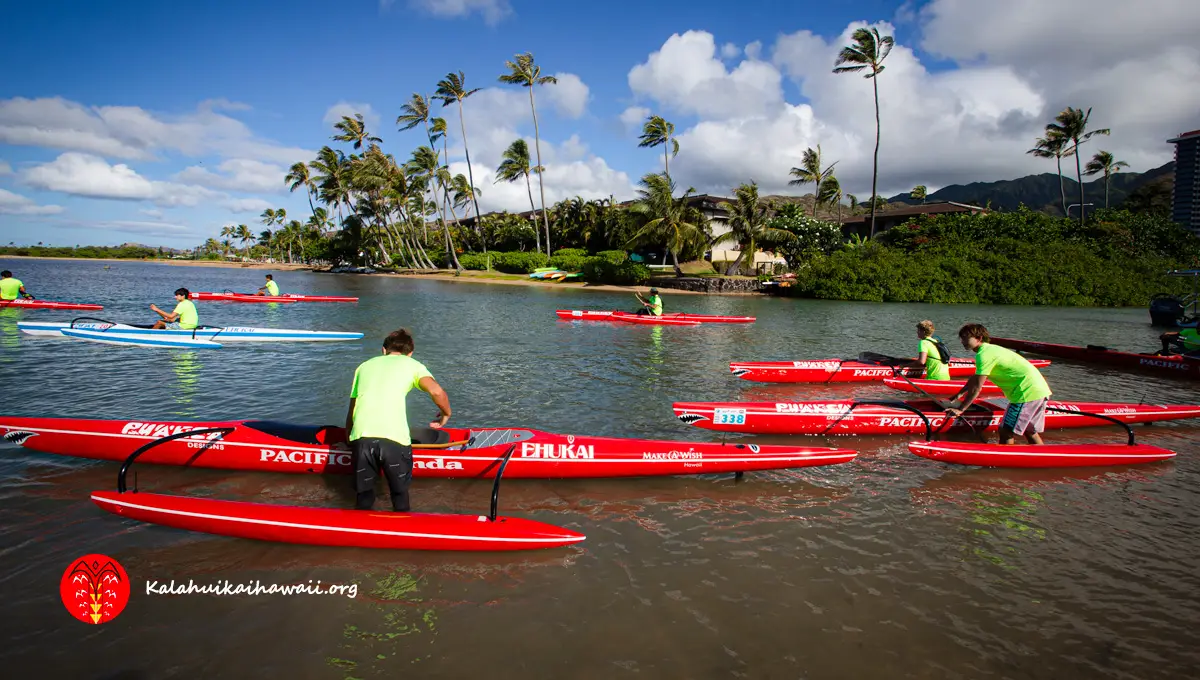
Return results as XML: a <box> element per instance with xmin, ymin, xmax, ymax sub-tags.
<box><xmin>946</xmin><ymin>323</ymin><xmax>1052</xmax><ymax>445</ymax></box>
<box><xmin>1158</xmin><ymin>327</ymin><xmax>1200</xmax><ymax>355</ymax></box>
<box><xmin>344</xmin><ymin>328</ymin><xmax>452</xmax><ymax>511</ymax></box>
<box><xmin>904</xmin><ymin>319</ymin><xmax>951</xmax><ymax>380</ymax></box>
<box><xmin>0</xmin><ymin>270</ymin><xmax>32</xmax><ymax>300</ymax></box>
<box><xmin>150</xmin><ymin>288</ymin><xmax>199</xmax><ymax>329</ymax></box>
<box><xmin>255</xmin><ymin>274</ymin><xmax>280</xmax><ymax>296</ymax></box>
<box><xmin>635</xmin><ymin>288</ymin><xmax>663</xmax><ymax>316</ymax></box>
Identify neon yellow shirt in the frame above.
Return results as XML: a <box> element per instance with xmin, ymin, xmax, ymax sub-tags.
<box><xmin>974</xmin><ymin>342</ymin><xmax>1051</xmax><ymax>403</ymax></box>
<box><xmin>265</xmin><ymin>280</ymin><xmax>279</xmax><ymax>296</ymax></box>
<box><xmin>1181</xmin><ymin>328</ymin><xmax>1199</xmax><ymax>351</ymax></box>
<box><xmin>919</xmin><ymin>337</ymin><xmax>950</xmax><ymax>380</ymax></box>
<box><xmin>172</xmin><ymin>299</ymin><xmax>198</xmax><ymax>329</ymax></box>
<box><xmin>349</xmin><ymin>354</ymin><xmax>434</xmax><ymax>445</ymax></box>
<box><xmin>649</xmin><ymin>295</ymin><xmax>662</xmax><ymax>316</ymax></box>
<box><xmin>0</xmin><ymin>278</ymin><xmax>23</xmax><ymax>300</ymax></box>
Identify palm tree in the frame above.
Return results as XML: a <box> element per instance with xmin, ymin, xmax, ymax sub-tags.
<box><xmin>1046</xmin><ymin>107</ymin><xmax>1110</xmax><ymax>224</ymax></box>
<box><xmin>285</xmin><ymin>162</ymin><xmax>317</xmax><ymax>215</ymax></box>
<box><xmin>495</xmin><ymin>138</ymin><xmax>542</xmax><ymax>254</ymax></box>
<box><xmin>638</xmin><ymin>115</ymin><xmax>679</xmax><ymax>179</ymax></box>
<box><xmin>788</xmin><ymin>145</ymin><xmax>838</xmax><ymax>217</ymax></box>
<box><xmin>715</xmin><ymin>182</ymin><xmax>792</xmax><ymax>275</ymax></box>
<box><xmin>627</xmin><ymin>172</ymin><xmax>710</xmax><ymax>276</ymax></box>
<box><xmin>309</xmin><ymin>147</ymin><xmax>349</xmax><ymax>226</ymax></box>
<box><xmin>820</xmin><ymin>175</ymin><xmax>845</xmax><ymax>222</ymax></box>
<box><xmin>833</xmin><ymin>27</ymin><xmax>893</xmax><ymax>238</ymax></box>
<box><xmin>499</xmin><ymin>52</ymin><xmax>557</xmax><ymax>253</ymax></box>
<box><xmin>235</xmin><ymin>224</ymin><xmax>253</xmax><ymax>260</ymax></box>
<box><xmin>846</xmin><ymin>193</ymin><xmax>858</xmax><ymax>214</ymax></box>
<box><xmin>1027</xmin><ymin>132</ymin><xmax>1075</xmax><ymax>216</ymax></box>
<box><xmin>910</xmin><ymin>185</ymin><xmax>927</xmax><ymax>204</ymax></box>
<box><xmin>332</xmin><ymin>113</ymin><xmax>381</xmax><ymax>150</ymax></box>
<box><xmin>434</xmin><ymin>71</ymin><xmax>484</xmax><ymax>245</ymax></box>
<box><xmin>1084</xmin><ymin>150</ymin><xmax>1129</xmax><ymax>210</ymax></box>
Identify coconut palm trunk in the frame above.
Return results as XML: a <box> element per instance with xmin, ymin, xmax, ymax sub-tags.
<box><xmin>524</xmin><ymin>170</ymin><xmax>540</xmax><ymax>253</ymax></box>
<box><xmin>868</xmin><ymin>76</ymin><xmax>880</xmax><ymax>237</ymax></box>
<box><xmin>528</xmin><ymin>88</ymin><xmax>551</xmax><ymax>254</ymax></box>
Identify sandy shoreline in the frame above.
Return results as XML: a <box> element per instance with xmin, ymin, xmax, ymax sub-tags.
<box><xmin>0</xmin><ymin>255</ymin><xmax>758</xmax><ymax>296</ymax></box>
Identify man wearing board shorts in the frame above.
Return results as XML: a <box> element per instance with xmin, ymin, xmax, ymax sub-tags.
<box><xmin>945</xmin><ymin>323</ymin><xmax>1052</xmax><ymax>445</ymax></box>
<box><xmin>344</xmin><ymin>328</ymin><xmax>451</xmax><ymax>511</ymax></box>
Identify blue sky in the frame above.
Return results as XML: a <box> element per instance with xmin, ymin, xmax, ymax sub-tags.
<box><xmin>1</xmin><ymin>0</ymin><xmax>1196</xmax><ymax>247</ymax></box>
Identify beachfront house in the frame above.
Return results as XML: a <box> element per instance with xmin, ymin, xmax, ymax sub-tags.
<box><xmin>837</xmin><ymin>201</ymin><xmax>988</xmax><ymax>239</ymax></box>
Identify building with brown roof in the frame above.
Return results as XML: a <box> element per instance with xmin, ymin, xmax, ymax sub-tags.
<box><xmin>837</xmin><ymin>201</ymin><xmax>988</xmax><ymax>239</ymax></box>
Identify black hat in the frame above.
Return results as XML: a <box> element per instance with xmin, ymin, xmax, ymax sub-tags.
<box><xmin>649</xmin><ymin>288</ymin><xmax>659</xmax><ymax>294</ymax></box>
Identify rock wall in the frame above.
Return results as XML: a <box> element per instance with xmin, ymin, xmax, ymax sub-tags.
<box><xmin>651</xmin><ymin>277</ymin><xmax>763</xmax><ymax>294</ymax></box>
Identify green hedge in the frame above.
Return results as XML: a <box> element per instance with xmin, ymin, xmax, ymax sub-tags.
<box><xmin>582</xmin><ymin>258</ymin><xmax>651</xmax><ymax>285</ymax></box>
<box><xmin>489</xmin><ymin>251</ymin><xmax>550</xmax><ymax>274</ymax></box>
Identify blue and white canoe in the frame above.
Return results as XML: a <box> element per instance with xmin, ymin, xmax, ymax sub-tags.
<box><xmin>61</xmin><ymin>328</ymin><xmax>222</xmax><ymax>349</ymax></box>
<box><xmin>17</xmin><ymin>321</ymin><xmax>364</xmax><ymax>343</ymax></box>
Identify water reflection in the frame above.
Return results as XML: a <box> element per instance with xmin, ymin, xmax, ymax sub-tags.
<box><xmin>171</xmin><ymin>351</ymin><xmax>201</xmax><ymax>415</ymax></box>
<box><xmin>0</xmin><ymin>308</ymin><xmax>21</xmax><ymax>357</ymax></box>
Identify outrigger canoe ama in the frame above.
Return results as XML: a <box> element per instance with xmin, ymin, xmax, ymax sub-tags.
<box><xmin>0</xmin><ymin>417</ymin><xmax>857</xmax><ymax>478</ymax></box>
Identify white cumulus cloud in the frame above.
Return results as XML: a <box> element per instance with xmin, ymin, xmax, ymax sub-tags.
<box><xmin>322</xmin><ymin>102</ymin><xmax>381</xmax><ymax>131</ymax></box>
<box><xmin>175</xmin><ymin>158</ymin><xmax>289</xmax><ymax>194</ymax></box>
<box><xmin>0</xmin><ymin>160</ymin><xmax>12</xmax><ymax>176</ymax></box>
<box><xmin>23</xmin><ymin>152</ymin><xmax>221</xmax><ymax>207</ymax></box>
<box><xmin>0</xmin><ymin>188</ymin><xmax>64</xmax><ymax>215</ymax></box>
<box><xmin>0</xmin><ymin>97</ymin><xmax>310</xmax><ymax>165</ymax></box>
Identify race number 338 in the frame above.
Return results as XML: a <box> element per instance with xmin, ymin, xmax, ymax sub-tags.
<box><xmin>60</xmin><ymin>554</ymin><xmax>130</xmax><ymax>624</ymax></box>
<box><xmin>713</xmin><ymin>408</ymin><xmax>747</xmax><ymax>425</ymax></box>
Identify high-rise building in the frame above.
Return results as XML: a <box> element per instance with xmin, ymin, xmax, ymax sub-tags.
<box><xmin>1168</xmin><ymin>128</ymin><xmax>1200</xmax><ymax>234</ymax></box>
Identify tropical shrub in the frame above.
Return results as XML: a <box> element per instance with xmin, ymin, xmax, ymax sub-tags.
<box><xmin>583</xmin><ymin>258</ymin><xmax>651</xmax><ymax>285</ymax></box>
<box><xmin>489</xmin><ymin>250</ymin><xmax>550</xmax><ymax>274</ymax></box>
<box><xmin>548</xmin><ymin>248</ymin><xmax>590</xmax><ymax>272</ymax></box>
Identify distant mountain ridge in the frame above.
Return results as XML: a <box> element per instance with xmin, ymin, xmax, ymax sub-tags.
<box><xmin>888</xmin><ymin>162</ymin><xmax>1175</xmax><ymax>214</ymax></box>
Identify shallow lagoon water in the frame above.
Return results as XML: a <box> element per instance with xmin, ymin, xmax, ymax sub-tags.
<box><xmin>1</xmin><ymin>258</ymin><xmax>1197</xmax><ymax>679</ymax></box>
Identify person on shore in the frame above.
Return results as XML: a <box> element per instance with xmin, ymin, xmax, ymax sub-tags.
<box><xmin>255</xmin><ymin>274</ymin><xmax>279</xmax><ymax>297</ymax></box>
<box><xmin>945</xmin><ymin>323</ymin><xmax>1052</xmax><ymax>445</ymax></box>
<box><xmin>1157</xmin><ymin>328</ymin><xmax>1200</xmax><ymax>355</ymax></box>
<box><xmin>904</xmin><ymin>320</ymin><xmax>951</xmax><ymax>380</ymax></box>
<box><xmin>0</xmin><ymin>271</ymin><xmax>32</xmax><ymax>300</ymax></box>
<box><xmin>344</xmin><ymin>328</ymin><xmax>451</xmax><ymax>512</ymax></box>
<box><xmin>635</xmin><ymin>288</ymin><xmax>663</xmax><ymax>317</ymax></box>
<box><xmin>150</xmin><ymin>288</ymin><xmax>199</xmax><ymax>330</ymax></box>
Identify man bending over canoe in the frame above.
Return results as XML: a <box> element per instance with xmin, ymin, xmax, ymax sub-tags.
<box><xmin>255</xmin><ymin>274</ymin><xmax>279</xmax><ymax>296</ymax></box>
<box><xmin>635</xmin><ymin>288</ymin><xmax>663</xmax><ymax>316</ymax></box>
<box><xmin>945</xmin><ymin>323</ymin><xmax>1052</xmax><ymax>445</ymax></box>
<box><xmin>903</xmin><ymin>320</ymin><xmax>950</xmax><ymax>380</ymax></box>
<box><xmin>0</xmin><ymin>270</ymin><xmax>32</xmax><ymax>300</ymax></box>
<box><xmin>345</xmin><ymin>328</ymin><xmax>452</xmax><ymax>512</ymax></box>
<box><xmin>150</xmin><ymin>288</ymin><xmax>199</xmax><ymax>330</ymax></box>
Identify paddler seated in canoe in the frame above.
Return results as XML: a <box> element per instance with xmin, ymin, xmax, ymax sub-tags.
<box><xmin>0</xmin><ymin>270</ymin><xmax>33</xmax><ymax>300</ymax></box>
<box><xmin>345</xmin><ymin>328</ymin><xmax>452</xmax><ymax>512</ymax></box>
<box><xmin>901</xmin><ymin>320</ymin><xmax>951</xmax><ymax>380</ymax></box>
<box><xmin>150</xmin><ymin>288</ymin><xmax>199</xmax><ymax>330</ymax></box>
<box><xmin>635</xmin><ymin>288</ymin><xmax>663</xmax><ymax>316</ymax></box>
<box><xmin>945</xmin><ymin>323</ymin><xmax>1052</xmax><ymax>445</ymax></box>
<box><xmin>255</xmin><ymin>274</ymin><xmax>280</xmax><ymax>296</ymax></box>
<box><xmin>1157</xmin><ymin>328</ymin><xmax>1200</xmax><ymax>356</ymax></box>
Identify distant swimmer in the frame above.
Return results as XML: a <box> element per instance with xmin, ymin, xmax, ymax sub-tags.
<box><xmin>256</xmin><ymin>274</ymin><xmax>280</xmax><ymax>296</ymax></box>
<box><xmin>150</xmin><ymin>288</ymin><xmax>199</xmax><ymax>330</ymax></box>
<box><xmin>0</xmin><ymin>270</ymin><xmax>33</xmax><ymax>300</ymax></box>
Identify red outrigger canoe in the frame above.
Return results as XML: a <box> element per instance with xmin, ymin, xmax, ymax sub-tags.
<box><xmin>729</xmin><ymin>358</ymin><xmax>1051</xmax><ymax>383</ymax></box>
<box><xmin>0</xmin><ymin>417</ymin><xmax>856</xmax><ymax>477</ymax></box>
<box><xmin>906</xmin><ymin>441</ymin><xmax>1176</xmax><ymax>468</ymax></box>
<box><xmin>556</xmin><ymin>310</ymin><xmax>755</xmax><ymax>323</ymax></box>
<box><xmin>992</xmin><ymin>337</ymin><xmax>1200</xmax><ymax>380</ymax></box>
<box><xmin>190</xmin><ymin>292</ymin><xmax>358</xmax><ymax>303</ymax></box>
<box><xmin>672</xmin><ymin>399</ymin><xmax>1200</xmax><ymax>436</ymax></box>
<box><xmin>91</xmin><ymin>491</ymin><xmax>585</xmax><ymax>551</ymax></box>
<box><xmin>0</xmin><ymin>299</ymin><xmax>103</xmax><ymax>311</ymax></box>
<box><xmin>882</xmin><ymin>377</ymin><xmax>1005</xmax><ymax>398</ymax></box>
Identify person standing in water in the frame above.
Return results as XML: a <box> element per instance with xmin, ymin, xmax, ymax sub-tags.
<box><xmin>344</xmin><ymin>328</ymin><xmax>451</xmax><ymax>512</ymax></box>
<box><xmin>150</xmin><ymin>288</ymin><xmax>198</xmax><ymax>329</ymax></box>
<box><xmin>255</xmin><ymin>274</ymin><xmax>279</xmax><ymax>296</ymax></box>
<box><xmin>904</xmin><ymin>320</ymin><xmax>951</xmax><ymax>380</ymax></box>
<box><xmin>0</xmin><ymin>271</ymin><xmax>32</xmax><ymax>300</ymax></box>
<box><xmin>945</xmin><ymin>323</ymin><xmax>1052</xmax><ymax>445</ymax></box>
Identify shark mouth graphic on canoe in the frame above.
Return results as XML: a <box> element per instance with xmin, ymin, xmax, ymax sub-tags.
<box><xmin>2</xmin><ymin>431</ymin><xmax>37</xmax><ymax>446</ymax></box>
